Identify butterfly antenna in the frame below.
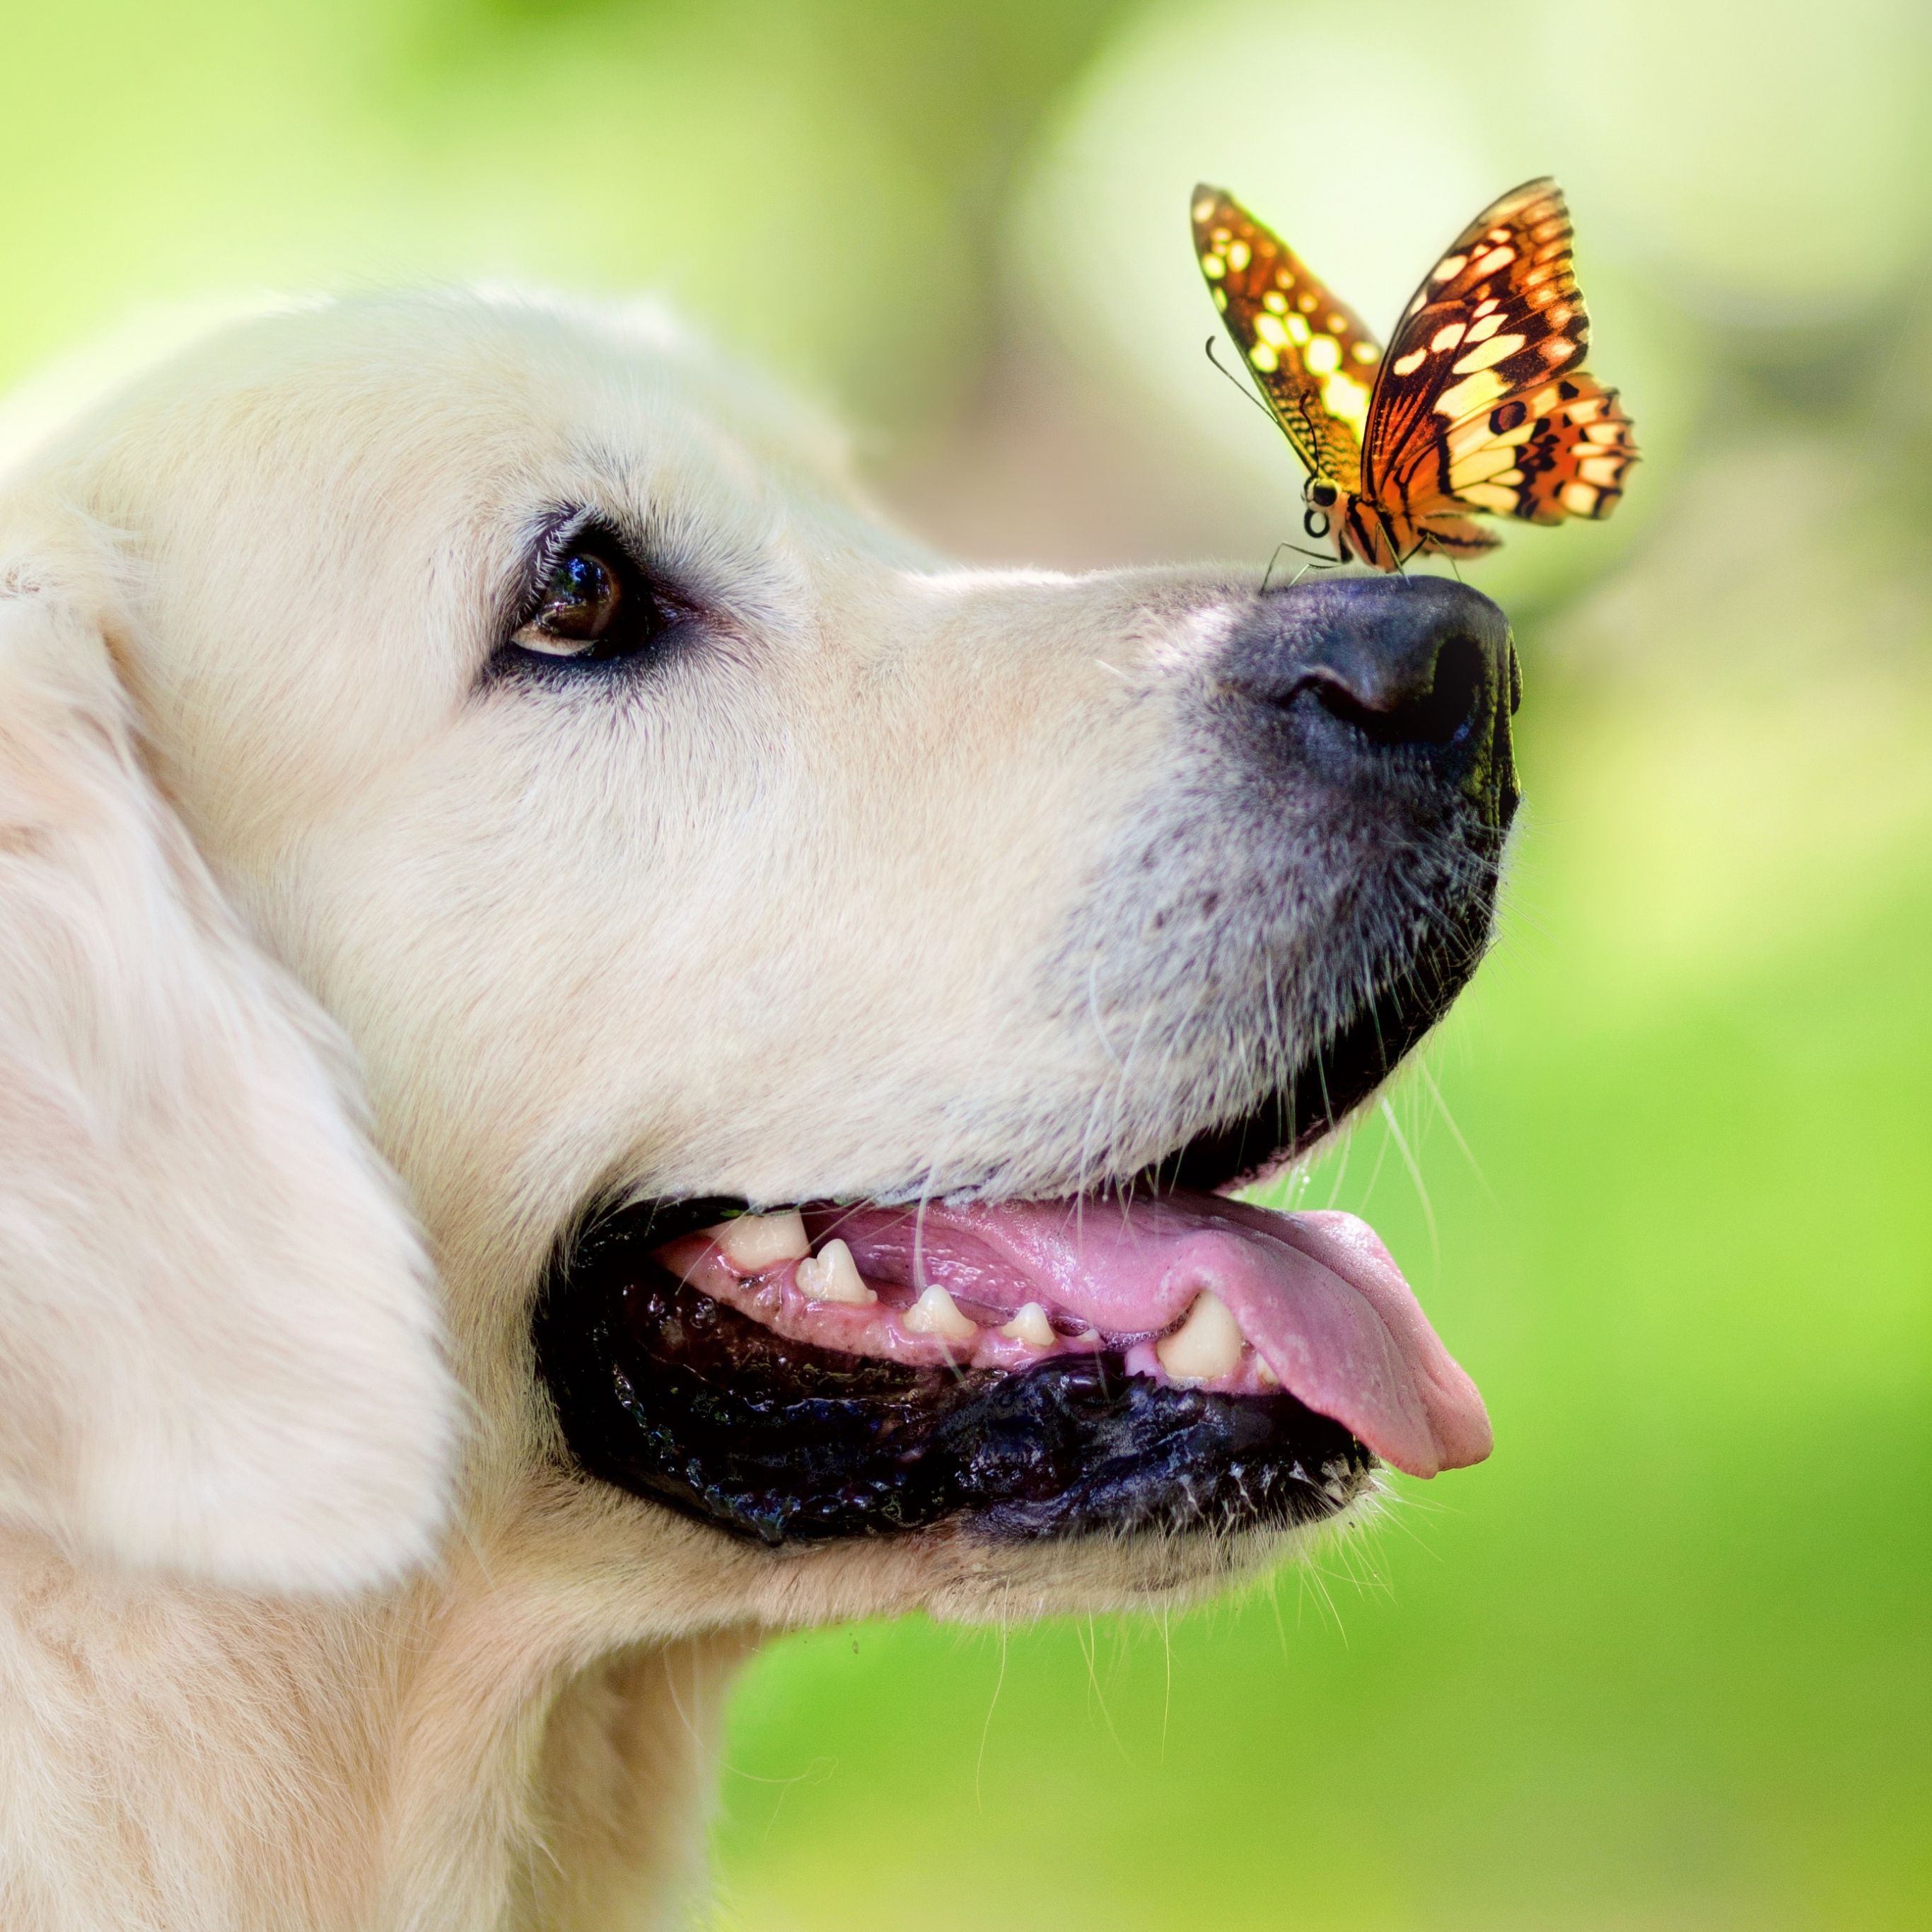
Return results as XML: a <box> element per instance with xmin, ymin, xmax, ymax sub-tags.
<box><xmin>1200</xmin><ymin>339</ymin><xmax>1337</xmax><ymax>588</ymax></box>
<box><xmin>1203</xmin><ymin>337</ymin><xmax>1282</xmax><ymax>427</ymax></box>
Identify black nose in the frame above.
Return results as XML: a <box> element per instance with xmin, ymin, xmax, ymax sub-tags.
<box><xmin>1218</xmin><ymin>575</ymin><xmax>1518</xmax><ymax>822</ymax></box>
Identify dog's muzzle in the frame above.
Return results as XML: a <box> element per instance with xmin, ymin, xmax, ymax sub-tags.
<box><xmin>536</xmin><ymin>573</ymin><xmax>1517</xmax><ymax>1549</ymax></box>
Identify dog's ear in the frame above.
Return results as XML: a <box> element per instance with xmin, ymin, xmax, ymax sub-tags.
<box><xmin>0</xmin><ymin>531</ymin><xmax>460</xmax><ymax>1592</ymax></box>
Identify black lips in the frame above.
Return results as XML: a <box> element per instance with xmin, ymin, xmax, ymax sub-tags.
<box><xmin>535</xmin><ymin>1233</ymin><xmax>1373</xmax><ymax>1548</ymax></box>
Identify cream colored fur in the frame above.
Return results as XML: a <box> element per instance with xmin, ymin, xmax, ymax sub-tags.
<box><xmin>0</xmin><ymin>292</ymin><xmax>1348</xmax><ymax>1928</ymax></box>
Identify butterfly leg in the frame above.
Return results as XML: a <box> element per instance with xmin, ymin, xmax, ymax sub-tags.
<box><xmin>1371</xmin><ymin>504</ymin><xmax>1409</xmax><ymax>578</ymax></box>
<box><xmin>1259</xmin><ymin>538</ymin><xmax>1337</xmax><ymax>593</ymax></box>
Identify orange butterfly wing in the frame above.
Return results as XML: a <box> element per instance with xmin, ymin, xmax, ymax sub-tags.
<box><xmin>1460</xmin><ymin>376</ymin><xmax>1638</xmax><ymax>523</ymax></box>
<box><xmin>1361</xmin><ymin>179</ymin><xmax>1639</xmax><ymax>543</ymax></box>
<box><xmin>1192</xmin><ymin>184</ymin><xmax>1380</xmax><ymax>494</ymax></box>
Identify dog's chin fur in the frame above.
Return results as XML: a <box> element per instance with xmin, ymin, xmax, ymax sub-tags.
<box><xmin>0</xmin><ymin>289</ymin><xmax>1503</xmax><ymax>1930</ymax></box>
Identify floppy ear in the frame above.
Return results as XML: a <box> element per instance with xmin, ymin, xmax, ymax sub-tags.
<box><xmin>0</xmin><ymin>533</ymin><xmax>460</xmax><ymax>1592</ymax></box>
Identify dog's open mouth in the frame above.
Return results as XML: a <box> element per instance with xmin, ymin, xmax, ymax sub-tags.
<box><xmin>538</xmin><ymin>1057</ymin><xmax>1491</xmax><ymax>1549</ymax></box>
<box><xmin>537</xmin><ymin>1187</ymin><xmax>1488</xmax><ymax>1547</ymax></box>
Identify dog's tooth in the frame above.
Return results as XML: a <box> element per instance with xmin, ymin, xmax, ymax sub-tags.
<box><xmin>1254</xmin><ymin>1350</ymin><xmax>1281</xmax><ymax>1386</ymax></box>
<box><xmin>998</xmin><ymin>1302</ymin><xmax>1055</xmax><ymax>1348</ymax></box>
<box><xmin>795</xmin><ymin>1238</ymin><xmax>876</xmax><ymax>1305</ymax></box>
<box><xmin>902</xmin><ymin>1284</ymin><xmax>979</xmax><ymax>1342</ymax></box>
<box><xmin>1156</xmin><ymin>1291</ymin><xmax>1243</xmax><ymax>1383</ymax></box>
<box><xmin>708</xmin><ymin>1210</ymin><xmax>812</xmax><ymax>1273</ymax></box>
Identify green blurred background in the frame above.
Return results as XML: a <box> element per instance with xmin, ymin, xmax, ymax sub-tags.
<box><xmin>6</xmin><ymin>1</ymin><xmax>1926</xmax><ymax>1924</ymax></box>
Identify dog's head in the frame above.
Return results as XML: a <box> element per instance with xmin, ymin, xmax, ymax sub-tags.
<box><xmin>0</xmin><ymin>292</ymin><xmax>1513</xmax><ymax>1625</ymax></box>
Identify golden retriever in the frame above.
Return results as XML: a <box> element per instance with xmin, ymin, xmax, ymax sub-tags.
<box><xmin>0</xmin><ymin>291</ymin><xmax>1509</xmax><ymax>1928</ymax></box>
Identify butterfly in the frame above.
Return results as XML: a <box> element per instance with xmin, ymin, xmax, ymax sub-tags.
<box><xmin>1193</xmin><ymin>179</ymin><xmax>1637</xmax><ymax>571</ymax></box>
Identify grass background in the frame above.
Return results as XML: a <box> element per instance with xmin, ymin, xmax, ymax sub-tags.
<box><xmin>0</xmin><ymin>0</ymin><xmax>1924</xmax><ymax>1923</ymax></box>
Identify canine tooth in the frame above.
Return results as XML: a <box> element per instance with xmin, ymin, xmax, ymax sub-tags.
<box><xmin>1156</xmin><ymin>1291</ymin><xmax>1243</xmax><ymax>1383</ymax></box>
<box><xmin>999</xmin><ymin>1302</ymin><xmax>1055</xmax><ymax>1347</ymax></box>
<box><xmin>795</xmin><ymin>1238</ymin><xmax>875</xmax><ymax>1305</ymax></box>
<box><xmin>708</xmin><ymin>1209</ymin><xmax>812</xmax><ymax>1272</ymax></box>
<box><xmin>902</xmin><ymin>1284</ymin><xmax>979</xmax><ymax>1342</ymax></box>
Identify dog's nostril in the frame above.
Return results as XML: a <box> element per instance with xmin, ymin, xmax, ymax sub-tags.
<box><xmin>1307</xmin><ymin>631</ymin><xmax>1489</xmax><ymax>751</ymax></box>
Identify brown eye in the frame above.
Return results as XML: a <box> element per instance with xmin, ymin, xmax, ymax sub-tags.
<box><xmin>513</xmin><ymin>549</ymin><xmax>621</xmax><ymax>655</ymax></box>
<box><xmin>510</xmin><ymin>525</ymin><xmax>676</xmax><ymax>668</ymax></box>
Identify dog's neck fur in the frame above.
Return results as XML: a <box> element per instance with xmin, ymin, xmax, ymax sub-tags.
<box><xmin>0</xmin><ymin>1534</ymin><xmax>752</xmax><ymax>1931</ymax></box>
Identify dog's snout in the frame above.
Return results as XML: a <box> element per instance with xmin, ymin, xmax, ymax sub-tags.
<box><xmin>1219</xmin><ymin>575</ymin><xmax>1518</xmax><ymax>819</ymax></box>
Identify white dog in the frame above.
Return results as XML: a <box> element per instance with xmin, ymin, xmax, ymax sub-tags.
<box><xmin>0</xmin><ymin>291</ymin><xmax>1509</xmax><ymax>1928</ymax></box>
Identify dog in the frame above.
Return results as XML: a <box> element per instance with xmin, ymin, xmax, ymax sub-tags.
<box><xmin>0</xmin><ymin>289</ymin><xmax>1512</xmax><ymax>1928</ymax></box>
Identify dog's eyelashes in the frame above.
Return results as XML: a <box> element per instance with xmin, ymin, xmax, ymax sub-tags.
<box><xmin>508</xmin><ymin>533</ymin><xmax>666</xmax><ymax>665</ymax></box>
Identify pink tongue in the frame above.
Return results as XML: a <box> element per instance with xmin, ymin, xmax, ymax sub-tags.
<box><xmin>816</xmin><ymin>1192</ymin><xmax>1491</xmax><ymax>1479</ymax></box>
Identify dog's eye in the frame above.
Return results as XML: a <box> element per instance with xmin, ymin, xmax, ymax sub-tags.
<box><xmin>510</xmin><ymin>537</ymin><xmax>663</xmax><ymax>663</ymax></box>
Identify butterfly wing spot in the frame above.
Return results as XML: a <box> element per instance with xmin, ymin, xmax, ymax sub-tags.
<box><xmin>1452</xmin><ymin>443</ymin><xmax>1526</xmax><ymax>487</ymax></box>
<box><xmin>1436</xmin><ymin>369</ymin><xmax>1507</xmax><ymax>420</ymax></box>
<box><xmin>1470</xmin><ymin>245</ymin><xmax>1516</xmax><ymax>275</ymax></box>
<box><xmin>1465</xmin><ymin>310</ymin><xmax>1508</xmax><ymax>343</ymax></box>
<box><xmin>1541</xmin><ymin>337</ymin><xmax>1576</xmax><ymax>363</ymax></box>
<box><xmin>1561</xmin><ymin>482</ymin><xmax>1600</xmax><ymax>515</ymax></box>
<box><xmin>1305</xmin><ymin>335</ymin><xmax>1342</xmax><ymax>375</ymax></box>
<box><xmin>1432</xmin><ymin>253</ymin><xmax>1468</xmax><ymax>282</ymax></box>
<box><xmin>1227</xmin><ymin>240</ymin><xmax>1252</xmax><ymax>272</ymax></box>
<box><xmin>1263</xmin><ymin>290</ymin><xmax>1288</xmax><ymax>313</ymax></box>
<box><xmin>1249</xmin><ymin>341</ymin><xmax>1279</xmax><ymax>373</ymax></box>
<box><xmin>1458</xmin><ymin>482</ymin><xmax>1521</xmax><ymax>512</ymax></box>
<box><xmin>1286</xmin><ymin>312</ymin><xmax>1312</xmax><ymax>345</ymax></box>
<box><xmin>1296</xmin><ymin>292</ymin><xmax>1318</xmax><ymax>313</ymax></box>
<box><xmin>1452</xmin><ymin>332</ymin><xmax>1527</xmax><ymax>375</ymax></box>
<box><xmin>1392</xmin><ymin>347</ymin><xmax>1426</xmax><ymax>376</ymax></box>
<box><xmin>1352</xmin><ymin>341</ymin><xmax>1379</xmax><ymax>363</ymax></box>
<box><xmin>1201</xmin><ymin>253</ymin><xmax>1226</xmax><ymax>279</ymax></box>
<box><xmin>1192</xmin><ymin>195</ymin><xmax>1218</xmax><ymax>223</ymax></box>
<box><xmin>1430</xmin><ymin>322</ymin><xmax>1467</xmax><ymax>353</ymax></box>
<box><xmin>1322</xmin><ymin>373</ymin><xmax>1371</xmax><ymax>429</ymax></box>
<box><xmin>1214</xmin><ymin>287</ymin><xmax>1229</xmax><ymax>311</ymax></box>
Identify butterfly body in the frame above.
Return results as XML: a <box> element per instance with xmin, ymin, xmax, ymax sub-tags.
<box><xmin>1193</xmin><ymin>180</ymin><xmax>1637</xmax><ymax>570</ymax></box>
